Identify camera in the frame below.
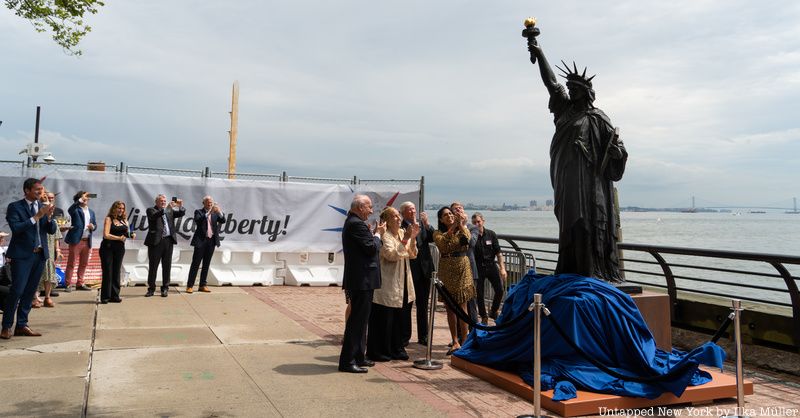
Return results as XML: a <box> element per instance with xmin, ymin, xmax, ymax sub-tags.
<box><xmin>172</xmin><ymin>196</ymin><xmax>178</xmax><ymax>202</ymax></box>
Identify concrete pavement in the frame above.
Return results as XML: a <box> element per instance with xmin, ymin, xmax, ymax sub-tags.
<box><xmin>1</xmin><ymin>285</ymin><xmax>799</xmax><ymax>417</ymax></box>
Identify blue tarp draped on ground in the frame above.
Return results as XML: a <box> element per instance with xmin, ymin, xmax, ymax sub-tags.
<box><xmin>454</xmin><ymin>272</ymin><xmax>725</xmax><ymax>401</ymax></box>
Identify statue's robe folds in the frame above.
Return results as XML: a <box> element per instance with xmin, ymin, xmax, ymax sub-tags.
<box><xmin>548</xmin><ymin>85</ymin><xmax>628</xmax><ymax>282</ymax></box>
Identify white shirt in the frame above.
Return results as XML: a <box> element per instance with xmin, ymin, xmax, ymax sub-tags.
<box><xmin>81</xmin><ymin>206</ymin><xmax>92</xmax><ymax>238</ymax></box>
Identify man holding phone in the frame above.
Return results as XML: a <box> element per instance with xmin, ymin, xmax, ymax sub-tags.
<box><xmin>144</xmin><ymin>194</ymin><xmax>185</xmax><ymax>297</ymax></box>
<box><xmin>186</xmin><ymin>196</ymin><xmax>225</xmax><ymax>294</ymax></box>
<box><xmin>64</xmin><ymin>191</ymin><xmax>97</xmax><ymax>291</ymax></box>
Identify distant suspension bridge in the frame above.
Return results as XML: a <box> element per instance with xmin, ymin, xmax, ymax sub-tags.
<box><xmin>679</xmin><ymin>196</ymin><xmax>799</xmax><ymax>213</ymax></box>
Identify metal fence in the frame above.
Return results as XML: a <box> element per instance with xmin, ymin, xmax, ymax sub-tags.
<box><xmin>0</xmin><ymin>159</ymin><xmax>421</xmax><ymax>188</ymax></box>
<box><xmin>493</xmin><ymin>234</ymin><xmax>800</xmax><ymax>350</ymax></box>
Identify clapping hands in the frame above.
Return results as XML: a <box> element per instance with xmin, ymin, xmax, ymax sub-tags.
<box><xmin>407</xmin><ymin>223</ymin><xmax>420</xmax><ymax>240</ymax></box>
<box><xmin>372</xmin><ymin>220</ymin><xmax>387</xmax><ymax>237</ymax></box>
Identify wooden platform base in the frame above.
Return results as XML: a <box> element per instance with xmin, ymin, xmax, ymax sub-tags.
<box><xmin>451</xmin><ymin>357</ymin><xmax>753</xmax><ymax>417</ymax></box>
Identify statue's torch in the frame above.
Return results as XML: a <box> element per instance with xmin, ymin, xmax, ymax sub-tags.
<box><xmin>522</xmin><ymin>17</ymin><xmax>540</xmax><ymax>64</ymax></box>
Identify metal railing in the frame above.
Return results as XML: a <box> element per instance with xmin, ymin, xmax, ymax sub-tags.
<box><xmin>494</xmin><ymin>234</ymin><xmax>800</xmax><ymax>350</ymax></box>
<box><xmin>0</xmin><ymin>159</ymin><xmax>421</xmax><ymax>188</ymax></box>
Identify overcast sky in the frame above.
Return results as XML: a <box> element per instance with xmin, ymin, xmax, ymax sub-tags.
<box><xmin>1</xmin><ymin>1</ymin><xmax>799</xmax><ymax>208</ymax></box>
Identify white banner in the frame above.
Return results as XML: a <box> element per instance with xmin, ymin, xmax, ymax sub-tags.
<box><xmin>0</xmin><ymin>167</ymin><xmax>420</xmax><ymax>253</ymax></box>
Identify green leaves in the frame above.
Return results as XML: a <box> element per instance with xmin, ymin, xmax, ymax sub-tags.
<box><xmin>5</xmin><ymin>0</ymin><xmax>105</xmax><ymax>56</ymax></box>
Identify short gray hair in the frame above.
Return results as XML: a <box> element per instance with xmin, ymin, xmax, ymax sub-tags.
<box><xmin>399</xmin><ymin>201</ymin><xmax>415</xmax><ymax>212</ymax></box>
<box><xmin>351</xmin><ymin>194</ymin><xmax>370</xmax><ymax>211</ymax></box>
<box><xmin>155</xmin><ymin>194</ymin><xmax>166</xmax><ymax>203</ymax></box>
<box><xmin>203</xmin><ymin>195</ymin><xmax>213</xmax><ymax>204</ymax></box>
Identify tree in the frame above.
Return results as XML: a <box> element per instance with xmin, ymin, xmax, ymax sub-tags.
<box><xmin>5</xmin><ymin>0</ymin><xmax>105</xmax><ymax>56</ymax></box>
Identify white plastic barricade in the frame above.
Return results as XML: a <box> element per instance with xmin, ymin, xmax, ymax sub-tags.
<box><xmin>122</xmin><ymin>245</ymin><xmax>189</xmax><ymax>287</ymax></box>
<box><xmin>207</xmin><ymin>249</ymin><xmax>278</xmax><ymax>286</ymax></box>
<box><xmin>279</xmin><ymin>252</ymin><xmax>343</xmax><ymax>287</ymax></box>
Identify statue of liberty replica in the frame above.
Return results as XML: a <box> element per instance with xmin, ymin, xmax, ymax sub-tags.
<box><xmin>523</xmin><ymin>19</ymin><xmax>629</xmax><ymax>284</ymax></box>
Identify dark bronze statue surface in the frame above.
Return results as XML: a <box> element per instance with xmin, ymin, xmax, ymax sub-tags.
<box><xmin>525</xmin><ymin>21</ymin><xmax>628</xmax><ymax>283</ymax></box>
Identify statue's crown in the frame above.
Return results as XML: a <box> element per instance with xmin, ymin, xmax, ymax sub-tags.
<box><xmin>556</xmin><ymin>60</ymin><xmax>595</xmax><ymax>89</ymax></box>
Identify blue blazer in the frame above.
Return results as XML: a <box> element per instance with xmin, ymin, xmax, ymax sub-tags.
<box><xmin>341</xmin><ymin>212</ymin><xmax>381</xmax><ymax>291</ymax></box>
<box><xmin>5</xmin><ymin>199</ymin><xmax>57</xmax><ymax>260</ymax></box>
<box><xmin>64</xmin><ymin>203</ymin><xmax>97</xmax><ymax>247</ymax></box>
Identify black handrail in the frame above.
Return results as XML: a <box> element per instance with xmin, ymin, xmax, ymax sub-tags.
<box><xmin>497</xmin><ymin>234</ymin><xmax>800</xmax><ymax>349</ymax></box>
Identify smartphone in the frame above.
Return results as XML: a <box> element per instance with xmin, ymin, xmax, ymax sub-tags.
<box><xmin>172</xmin><ymin>196</ymin><xmax>178</xmax><ymax>202</ymax></box>
<box><xmin>87</xmin><ymin>193</ymin><xmax>97</xmax><ymax>198</ymax></box>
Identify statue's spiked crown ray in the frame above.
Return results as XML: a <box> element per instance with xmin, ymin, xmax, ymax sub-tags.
<box><xmin>555</xmin><ymin>60</ymin><xmax>596</xmax><ymax>89</ymax></box>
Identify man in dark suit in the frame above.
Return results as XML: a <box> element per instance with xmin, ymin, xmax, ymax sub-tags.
<box><xmin>64</xmin><ymin>191</ymin><xmax>97</xmax><ymax>291</ymax></box>
<box><xmin>2</xmin><ymin>178</ymin><xmax>57</xmax><ymax>339</ymax></box>
<box><xmin>338</xmin><ymin>195</ymin><xmax>384</xmax><ymax>373</ymax></box>
<box><xmin>186</xmin><ymin>195</ymin><xmax>225</xmax><ymax>294</ymax></box>
<box><xmin>399</xmin><ymin>201</ymin><xmax>435</xmax><ymax>346</ymax></box>
<box><xmin>144</xmin><ymin>194</ymin><xmax>185</xmax><ymax>297</ymax></box>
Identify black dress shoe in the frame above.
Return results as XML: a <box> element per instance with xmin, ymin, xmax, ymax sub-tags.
<box><xmin>145</xmin><ymin>290</ymin><xmax>155</xmax><ymax>297</ymax></box>
<box><xmin>338</xmin><ymin>365</ymin><xmax>368</xmax><ymax>373</ymax></box>
<box><xmin>418</xmin><ymin>339</ymin><xmax>428</xmax><ymax>346</ymax></box>
<box><xmin>100</xmin><ymin>300</ymin><xmax>108</xmax><ymax>304</ymax></box>
<box><xmin>357</xmin><ymin>359</ymin><xmax>375</xmax><ymax>367</ymax></box>
<box><xmin>160</xmin><ymin>289</ymin><xmax>168</xmax><ymax>297</ymax></box>
<box><xmin>391</xmin><ymin>350</ymin><xmax>409</xmax><ymax>361</ymax></box>
<box><xmin>110</xmin><ymin>298</ymin><xmax>122</xmax><ymax>303</ymax></box>
<box><xmin>367</xmin><ymin>355</ymin><xmax>391</xmax><ymax>362</ymax></box>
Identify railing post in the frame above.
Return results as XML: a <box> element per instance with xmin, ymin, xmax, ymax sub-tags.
<box><xmin>648</xmin><ymin>250</ymin><xmax>677</xmax><ymax>321</ymax></box>
<box><xmin>769</xmin><ymin>262</ymin><xmax>800</xmax><ymax>349</ymax></box>
<box><xmin>419</xmin><ymin>175</ymin><xmax>425</xmax><ymax>212</ymax></box>
<box><xmin>518</xmin><ymin>294</ymin><xmax>551</xmax><ymax>418</ymax></box>
<box><xmin>720</xmin><ymin>299</ymin><xmax>750</xmax><ymax>418</ymax></box>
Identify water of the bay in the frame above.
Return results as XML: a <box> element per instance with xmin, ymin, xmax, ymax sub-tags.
<box><xmin>465</xmin><ymin>210</ymin><xmax>800</xmax><ymax>307</ymax></box>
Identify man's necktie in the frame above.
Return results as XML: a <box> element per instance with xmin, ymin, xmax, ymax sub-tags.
<box><xmin>207</xmin><ymin>212</ymin><xmax>213</xmax><ymax>239</ymax></box>
<box><xmin>162</xmin><ymin>210</ymin><xmax>170</xmax><ymax>237</ymax></box>
<box><xmin>31</xmin><ymin>202</ymin><xmax>42</xmax><ymax>248</ymax></box>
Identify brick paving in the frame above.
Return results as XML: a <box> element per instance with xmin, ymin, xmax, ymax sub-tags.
<box><xmin>247</xmin><ymin>286</ymin><xmax>800</xmax><ymax>418</ymax></box>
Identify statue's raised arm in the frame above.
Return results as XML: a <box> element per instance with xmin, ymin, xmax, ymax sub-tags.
<box><xmin>523</xmin><ymin>18</ymin><xmax>559</xmax><ymax>96</ymax></box>
<box><xmin>528</xmin><ymin>44</ymin><xmax>559</xmax><ymax>96</ymax></box>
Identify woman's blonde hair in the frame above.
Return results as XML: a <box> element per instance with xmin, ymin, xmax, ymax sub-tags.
<box><xmin>379</xmin><ymin>206</ymin><xmax>398</xmax><ymax>223</ymax></box>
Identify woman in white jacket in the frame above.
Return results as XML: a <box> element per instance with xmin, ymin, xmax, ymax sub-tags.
<box><xmin>367</xmin><ymin>206</ymin><xmax>420</xmax><ymax>362</ymax></box>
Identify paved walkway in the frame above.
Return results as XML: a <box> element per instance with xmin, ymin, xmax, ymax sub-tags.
<box><xmin>1</xmin><ymin>286</ymin><xmax>799</xmax><ymax>417</ymax></box>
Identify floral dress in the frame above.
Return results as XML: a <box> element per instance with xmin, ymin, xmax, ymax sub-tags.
<box><xmin>39</xmin><ymin>228</ymin><xmax>63</xmax><ymax>288</ymax></box>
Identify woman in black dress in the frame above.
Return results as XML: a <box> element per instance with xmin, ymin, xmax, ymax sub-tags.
<box><xmin>100</xmin><ymin>201</ymin><xmax>132</xmax><ymax>304</ymax></box>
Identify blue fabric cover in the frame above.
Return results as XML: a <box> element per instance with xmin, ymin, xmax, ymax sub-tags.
<box><xmin>454</xmin><ymin>272</ymin><xmax>725</xmax><ymax>400</ymax></box>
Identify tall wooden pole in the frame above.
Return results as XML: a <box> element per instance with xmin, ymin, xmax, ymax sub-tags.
<box><xmin>228</xmin><ymin>81</ymin><xmax>239</xmax><ymax>179</ymax></box>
